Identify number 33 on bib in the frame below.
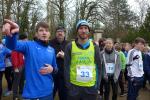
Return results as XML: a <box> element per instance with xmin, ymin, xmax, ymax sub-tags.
<box><xmin>76</xmin><ymin>66</ymin><xmax>93</xmax><ymax>82</ymax></box>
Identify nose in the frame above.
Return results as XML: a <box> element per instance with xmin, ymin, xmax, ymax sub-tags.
<box><xmin>82</xmin><ymin>28</ymin><xmax>86</xmax><ymax>33</ymax></box>
<box><xmin>43</xmin><ymin>30</ymin><xmax>48</xmax><ymax>35</ymax></box>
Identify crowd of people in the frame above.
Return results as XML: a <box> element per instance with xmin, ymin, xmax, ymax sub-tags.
<box><xmin>0</xmin><ymin>19</ymin><xmax>149</xmax><ymax>100</ymax></box>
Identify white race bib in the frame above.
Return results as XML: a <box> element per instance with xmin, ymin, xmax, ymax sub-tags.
<box><xmin>76</xmin><ymin>66</ymin><xmax>93</xmax><ymax>82</ymax></box>
<box><xmin>106</xmin><ymin>63</ymin><xmax>115</xmax><ymax>74</ymax></box>
<box><xmin>138</xmin><ymin>61</ymin><xmax>143</xmax><ymax>71</ymax></box>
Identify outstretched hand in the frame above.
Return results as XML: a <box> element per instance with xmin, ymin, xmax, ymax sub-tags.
<box><xmin>2</xmin><ymin>19</ymin><xmax>19</xmax><ymax>36</ymax></box>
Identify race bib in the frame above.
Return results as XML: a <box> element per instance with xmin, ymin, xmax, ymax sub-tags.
<box><xmin>76</xmin><ymin>66</ymin><xmax>93</xmax><ymax>82</ymax></box>
<box><xmin>139</xmin><ymin>62</ymin><xmax>143</xmax><ymax>71</ymax></box>
<box><xmin>106</xmin><ymin>63</ymin><xmax>115</xmax><ymax>74</ymax></box>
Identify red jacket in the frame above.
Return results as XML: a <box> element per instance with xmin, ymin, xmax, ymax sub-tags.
<box><xmin>11</xmin><ymin>51</ymin><xmax>24</xmax><ymax>69</ymax></box>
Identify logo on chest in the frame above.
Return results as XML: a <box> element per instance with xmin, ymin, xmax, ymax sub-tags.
<box><xmin>47</xmin><ymin>47</ymin><xmax>53</xmax><ymax>52</ymax></box>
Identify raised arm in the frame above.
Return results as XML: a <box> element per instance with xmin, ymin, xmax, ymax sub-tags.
<box><xmin>2</xmin><ymin>19</ymin><xmax>27</xmax><ymax>53</ymax></box>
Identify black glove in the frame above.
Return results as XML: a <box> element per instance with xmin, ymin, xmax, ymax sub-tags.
<box><xmin>133</xmin><ymin>55</ymin><xmax>139</xmax><ymax>60</ymax></box>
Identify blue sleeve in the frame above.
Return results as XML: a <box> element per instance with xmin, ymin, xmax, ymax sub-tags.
<box><xmin>5</xmin><ymin>33</ymin><xmax>27</xmax><ymax>54</ymax></box>
<box><xmin>4</xmin><ymin>48</ymin><xmax>11</xmax><ymax>55</ymax></box>
<box><xmin>5</xmin><ymin>33</ymin><xmax>18</xmax><ymax>50</ymax></box>
<box><xmin>147</xmin><ymin>55</ymin><xmax>150</xmax><ymax>69</ymax></box>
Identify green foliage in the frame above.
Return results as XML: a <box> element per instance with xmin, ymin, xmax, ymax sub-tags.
<box><xmin>138</xmin><ymin>7</ymin><xmax>150</xmax><ymax>43</ymax></box>
<box><xmin>19</xmin><ymin>2</ymin><xmax>30</xmax><ymax>34</ymax></box>
<box><xmin>104</xmin><ymin>0</ymin><xmax>138</xmax><ymax>39</ymax></box>
<box><xmin>122</xmin><ymin>7</ymin><xmax>150</xmax><ymax>43</ymax></box>
<box><xmin>121</xmin><ymin>28</ymin><xmax>139</xmax><ymax>43</ymax></box>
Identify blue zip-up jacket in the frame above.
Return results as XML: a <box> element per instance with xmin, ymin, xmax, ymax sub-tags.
<box><xmin>0</xmin><ymin>44</ymin><xmax>11</xmax><ymax>70</ymax></box>
<box><xmin>6</xmin><ymin>33</ymin><xmax>57</xmax><ymax>98</ymax></box>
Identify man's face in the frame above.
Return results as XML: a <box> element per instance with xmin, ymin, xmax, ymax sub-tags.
<box><xmin>135</xmin><ymin>42</ymin><xmax>145</xmax><ymax>51</ymax></box>
<box><xmin>36</xmin><ymin>27</ymin><xmax>50</xmax><ymax>41</ymax></box>
<box><xmin>105</xmin><ymin>40</ymin><xmax>114</xmax><ymax>50</ymax></box>
<box><xmin>78</xmin><ymin>26</ymin><xmax>89</xmax><ymax>40</ymax></box>
<box><xmin>56</xmin><ymin>30</ymin><xmax>65</xmax><ymax>41</ymax></box>
<box><xmin>125</xmin><ymin>44</ymin><xmax>131</xmax><ymax>51</ymax></box>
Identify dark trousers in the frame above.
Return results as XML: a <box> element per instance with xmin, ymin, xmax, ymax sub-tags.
<box><xmin>124</xmin><ymin>67</ymin><xmax>128</xmax><ymax>81</ymax></box>
<box><xmin>99</xmin><ymin>78</ymin><xmax>105</xmax><ymax>96</ymax></box>
<box><xmin>13</xmin><ymin>67</ymin><xmax>25</xmax><ymax>98</ymax></box>
<box><xmin>119</xmin><ymin>71</ymin><xmax>125</xmax><ymax>93</ymax></box>
<box><xmin>104</xmin><ymin>76</ymin><xmax>118</xmax><ymax>100</ymax></box>
<box><xmin>53</xmin><ymin>74</ymin><xmax>67</xmax><ymax>100</ymax></box>
<box><xmin>143</xmin><ymin>71</ymin><xmax>150</xmax><ymax>88</ymax></box>
<box><xmin>67</xmin><ymin>92</ymin><xmax>97</xmax><ymax>100</ymax></box>
<box><xmin>67</xmin><ymin>86</ymin><xmax>98</xmax><ymax>100</ymax></box>
<box><xmin>0</xmin><ymin>71</ymin><xmax>4</xmax><ymax>100</ymax></box>
<box><xmin>127</xmin><ymin>76</ymin><xmax>143</xmax><ymax>100</ymax></box>
<box><xmin>23</xmin><ymin>93</ymin><xmax>53</xmax><ymax>100</ymax></box>
<box><xmin>4</xmin><ymin>67</ymin><xmax>13</xmax><ymax>91</ymax></box>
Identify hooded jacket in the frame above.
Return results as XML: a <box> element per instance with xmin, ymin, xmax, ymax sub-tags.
<box><xmin>100</xmin><ymin>48</ymin><xmax>121</xmax><ymax>82</ymax></box>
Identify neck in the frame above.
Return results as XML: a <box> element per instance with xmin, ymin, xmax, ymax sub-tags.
<box><xmin>78</xmin><ymin>38</ymin><xmax>88</xmax><ymax>45</ymax></box>
<box><xmin>36</xmin><ymin>39</ymin><xmax>49</xmax><ymax>46</ymax></box>
<box><xmin>105</xmin><ymin>48</ymin><xmax>114</xmax><ymax>54</ymax></box>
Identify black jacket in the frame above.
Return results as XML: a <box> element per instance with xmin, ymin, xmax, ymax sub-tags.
<box><xmin>49</xmin><ymin>38</ymin><xmax>69</xmax><ymax>76</ymax></box>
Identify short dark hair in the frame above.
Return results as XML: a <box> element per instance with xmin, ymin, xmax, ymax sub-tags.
<box><xmin>35</xmin><ymin>22</ymin><xmax>49</xmax><ymax>32</ymax></box>
<box><xmin>134</xmin><ymin>37</ymin><xmax>145</xmax><ymax>44</ymax></box>
<box><xmin>115</xmin><ymin>43</ymin><xmax>122</xmax><ymax>51</ymax></box>
<box><xmin>56</xmin><ymin>26</ymin><xmax>65</xmax><ymax>32</ymax></box>
<box><xmin>106</xmin><ymin>38</ymin><xmax>114</xmax><ymax>44</ymax></box>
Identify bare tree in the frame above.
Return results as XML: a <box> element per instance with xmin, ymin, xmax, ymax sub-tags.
<box><xmin>135</xmin><ymin>0</ymin><xmax>150</xmax><ymax>25</ymax></box>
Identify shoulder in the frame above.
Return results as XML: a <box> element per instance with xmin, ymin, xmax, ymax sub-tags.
<box><xmin>18</xmin><ymin>40</ymin><xmax>33</xmax><ymax>45</ymax></box>
<box><xmin>47</xmin><ymin>46</ymin><xmax>55</xmax><ymax>52</ymax></box>
<box><xmin>119</xmin><ymin>51</ymin><xmax>125</xmax><ymax>55</ymax></box>
<box><xmin>100</xmin><ymin>50</ymin><xmax>105</xmax><ymax>55</ymax></box>
<box><xmin>129</xmin><ymin>49</ymin><xmax>136</xmax><ymax>53</ymax></box>
<box><xmin>64</xmin><ymin>40</ymin><xmax>70</xmax><ymax>44</ymax></box>
<box><xmin>49</xmin><ymin>39</ymin><xmax>56</xmax><ymax>45</ymax></box>
<box><xmin>66</xmin><ymin>42</ymin><xmax>72</xmax><ymax>49</ymax></box>
<box><xmin>114</xmin><ymin>50</ymin><xmax>119</xmax><ymax>56</ymax></box>
<box><xmin>128</xmin><ymin>49</ymin><xmax>138</xmax><ymax>57</ymax></box>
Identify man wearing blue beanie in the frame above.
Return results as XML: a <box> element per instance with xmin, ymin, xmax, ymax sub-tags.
<box><xmin>64</xmin><ymin>20</ymin><xmax>101</xmax><ymax>100</ymax></box>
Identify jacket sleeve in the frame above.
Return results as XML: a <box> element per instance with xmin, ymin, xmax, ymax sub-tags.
<box><xmin>94</xmin><ymin>45</ymin><xmax>101</xmax><ymax>89</ymax></box>
<box><xmin>11</xmin><ymin>51</ymin><xmax>19</xmax><ymax>69</ymax></box>
<box><xmin>51</xmin><ymin>49</ymin><xmax>58</xmax><ymax>74</ymax></box>
<box><xmin>64</xmin><ymin>43</ymin><xmax>72</xmax><ymax>88</ymax></box>
<box><xmin>120</xmin><ymin>52</ymin><xmax>126</xmax><ymax>71</ymax></box>
<box><xmin>100</xmin><ymin>51</ymin><xmax>106</xmax><ymax>79</ymax></box>
<box><xmin>5</xmin><ymin>33</ymin><xmax>27</xmax><ymax>54</ymax></box>
<box><xmin>114</xmin><ymin>53</ymin><xmax>121</xmax><ymax>81</ymax></box>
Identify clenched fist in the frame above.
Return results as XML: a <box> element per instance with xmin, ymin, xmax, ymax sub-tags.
<box><xmin>2</xmin><ymin>19</ymin><xmax>19</xmax><ymax>36</ymax></box>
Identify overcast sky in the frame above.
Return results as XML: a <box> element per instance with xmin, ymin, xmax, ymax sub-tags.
<box><xmin>39</xmin><ymin>0</ymin><xmax>150</xmax><ymax>18</ymax></box>
<box><xmin>128</xmin><ymin>0</ymin><xmax>150</xmax><ymax>12</ymax></box>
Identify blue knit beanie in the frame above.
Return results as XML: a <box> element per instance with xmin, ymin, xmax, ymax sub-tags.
<box><xmin>76</xmin><ymin>20</ymin><xmax>90</xmax><ymax>31</ymax></box>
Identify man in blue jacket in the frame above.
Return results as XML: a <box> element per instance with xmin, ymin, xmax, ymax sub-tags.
<box><xmin>2</xmin><ymin>19</ymin><xmax>58</xmax><ymax>100</ymax></box>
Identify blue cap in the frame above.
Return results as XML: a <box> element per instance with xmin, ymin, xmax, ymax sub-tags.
<box><xmin>76</xmin><ymin>20</ymin><xmax>90</xmax><ymax>31</ymax></box>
